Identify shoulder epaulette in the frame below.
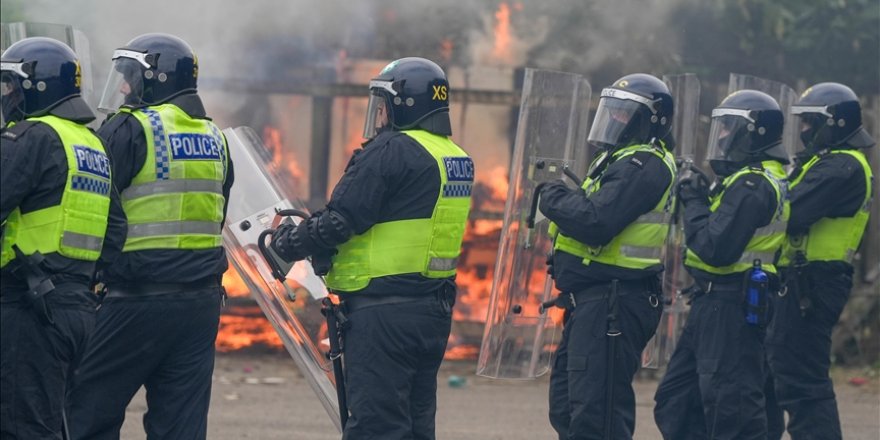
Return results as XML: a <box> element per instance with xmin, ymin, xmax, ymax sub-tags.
<box><xmin>0</xmin><ymin>120</ymin><xmax>38</xmax><ymax>140</ymax></box>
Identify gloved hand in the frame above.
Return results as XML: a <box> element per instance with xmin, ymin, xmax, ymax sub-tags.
<box><xmin>540</xmin><ymin>179</ymin><xmax>569</xmax><ymax>197</ymax></box>
<box><xmin>677</xmin><ymin>167</ymin><xmax>710</xmax><ymax>205</ymax></box>
<box><xmin>270</xmin><ymin>222</ymin><xmax>310</xmax><ymax>263</ymax></box>
<box><xmin>545</xmin><ymin>253</ymin><xmax>556</xmax><ymax>280</ymax></box>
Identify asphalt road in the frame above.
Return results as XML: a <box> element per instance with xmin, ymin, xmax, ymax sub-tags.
<box><xmin>118</xmin><ymin>353</ymin><xmax>880</xmax><ymax>439</ymax></box>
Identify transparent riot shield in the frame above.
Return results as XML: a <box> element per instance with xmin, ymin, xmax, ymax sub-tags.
<box><xmin>727</xmin><ymin>73</ymin><xmax>799</xmax><ymax>164</ymax></box>
<box><xmin>477</xmin><ymin>69</ymin><xmax>592</xmax><ymax>379</ymax></box>
<box><xmin>1</xmin><ymin>22</ymin><xmax>94</xmax><ymax>108</ymax></box>
<box><xmin>641</xmin><ymin>74</ymin><xmax>701</xmax><ymax>369</ymax></box>
<box><xmin>221</xmin><ymin>126</ymin><xmax>341</xmax><ymax>432</ymax></box>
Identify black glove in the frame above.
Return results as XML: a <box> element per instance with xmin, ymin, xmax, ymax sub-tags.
<box><xmin>677</xmin><ymin>167</ymin><xmax>710</xmax><ymax>205</ymax></box>
<box><xmin>270</xmin><ymin>222</ymin><xmax>311</xmax><ymax>263</ymax></box>
<box><xmin>546</xmin><ymin>253</ymin><xmax>556</xmax><ymax>280</ymax></box>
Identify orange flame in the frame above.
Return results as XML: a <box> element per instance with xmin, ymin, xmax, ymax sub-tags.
<box><xmin>216</xmin><ymin>306</ymin><xmax>283</xmax><ymax>352</ymax></box>
<box><xmin>440</xmin><ymin>38</ymin><xmax>454</xmax><ymax>63</ymax></box>
<box><xmin>492</xmin><ymin>2</ymin><xmax>514</xmax><ymax>63</ymax></box>
<box><xmin>263</xmin><ymin>125</ymin><xmax>306</xmax><ymax>186</ymax></box>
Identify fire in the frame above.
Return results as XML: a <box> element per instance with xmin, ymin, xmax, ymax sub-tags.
<box><xmin>263</xmin><ymin>125</ymin><xmax>307</xmax><ymax>198</ymax></box>
<box><xmin>217</xmin><ymin>305</ymin><xmax>283</xmax><ymax>352</ymax></box>
<box><xmin>492</xmin><ymin>2</ymin><xmax>514</xmax><ymax>64</ymax></box>
<box><xmin>439</xmin><ymin>38</ymin><xmax>454</xmax><ymax>63</ymax></box>
<box><xmin>222</xmin><ymin>266</ymin><xmax>250</xmax><ymax>298</ymax></box>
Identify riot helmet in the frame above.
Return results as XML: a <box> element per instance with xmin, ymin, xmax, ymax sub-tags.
<box><xmin>363</xmin><ymin>57</ymin><xmax>452</xmax><ymax>139</ymax></box>
<box><xmin>99</xmin><ymin>33</ymin><xmax>198</xmax><ymax>113</ymax></box>
<box><xmin>587</xmin><ymin>73</ymin><xmax>674</xmax><ymax>151</ymax></box>
<box><xmin>707</xmin><ymin>90</ymin><xmax>787</xmax><ymax>177</ymax></box>
<box><xmin>791</xmin><ymin>82</ymin><xmax>874</xmax><ymax>154</ymax></box>
<box><xmin>1</xmin><ymin>37</ymin><xmax>87</xmax><ymax>125</ymax></box>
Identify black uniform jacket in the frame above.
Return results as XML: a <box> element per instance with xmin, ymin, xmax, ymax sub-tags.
<box><xmin>539</xmin><ymin>148</ymin><xmax>674</xmax><ymax>293</ymax></box>
<box><xmin>684</xmin><ymin>165</ymin><xmax>780</xmax><ymax>283</ymax></box>
<box><xmin>787</xmin><ymin>149</ymin><xmax>871</xmax><ymax>275</ymax></box>
<box><xmin>326</xmin><ymin>130</ymin><xmax>456</xmax><ymax>296</ymax></box>
<box><xmin>1</xmin><ymin>101</ymin><xmax>98</xmax><ymax>298</ymax></box>
<box><xmin>96</xmin><ymin>94</ymin><xmax>234</xmax><ymax>285</ymax></box>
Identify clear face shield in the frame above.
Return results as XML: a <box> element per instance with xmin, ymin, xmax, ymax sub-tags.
<box><xmin>791</xmin><ymin>105</ymin><xmax>832</xmax><ymax>152</ymax></box>
<box><xmin>362</xmin><ymin>79</ymin><xmax>396</xmax><ymax>140</ymax></box>
<box><xmin>587</xmin><ymin>88</ymin><xmax>654</xmax><ymax>150</ymax></box>
<box><xmin>0</xmin><ymin>68</ymin><xmax>25</xmax><ymax>126</ymax></box>
<box><xmin>706</xmin><ymin>108</ymin><xmax>756</xmax><ymax>175</ymax></box>
<box><xmin>98</xmin><ymin>50</ymin><xmax>150</xmax><ymax>113</ymax></box>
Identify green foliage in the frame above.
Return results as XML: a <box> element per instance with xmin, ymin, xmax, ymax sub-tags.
<box><xmin>673</xmin><ymin>0</ymin><xmax>880</xmax><ymax>94</ymax></box>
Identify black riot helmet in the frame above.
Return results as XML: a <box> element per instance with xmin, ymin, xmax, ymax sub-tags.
<box><xmin>1</xmin><ymin>37</ymin><xmax>90</xmax><ymax>125</ymax></box>
<box><xmin>99</xmin><ymin>33</ymin><xmax>198</xmax><ymax>112</ymax></box>
<box><xmin>587</xmin><ymin>73</ymin><xmax>674</xmax><ymax>151</ymax></box>
<box><xmin>707</xmin><ymin>90</ymin><xmax>788</xmax><ymax>177</ymax></box>
<box><xmin>363</xmin><ymin>57</ymin><xmax>452</xmax><ymax>139</ymax></box>
<box><xmin>791</xmin><ymin>82</ymin><xmax>875</xmax><ymax>154</ymax></box>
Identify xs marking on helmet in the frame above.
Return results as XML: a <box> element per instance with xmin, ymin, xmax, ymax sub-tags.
<box><xmin>800</xmin><ymin>87</ymin><xmax>812</xmax><ymax>99</ymax></box>
<box><xmin>75</xmin><ymin>61</ymin><xmax>82</xmax><ymax>88</ymax></box>
<box><xmin>617</xmin><ymin>80</ymin><xmax>629</xmax><ymax>88</ymax></box>
<box><xmin>432</xmin><ymin>85</ymin><xmax>448</xmax><ymax>101</ymax></box>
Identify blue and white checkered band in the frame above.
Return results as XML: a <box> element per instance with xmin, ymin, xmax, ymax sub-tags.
<box><xmin>443</xmin><ymin>182</ymin><xmax>472</xmax><ymax>198</ymax></box>
<box><xmin>142</xmin><ymin>109</ymin><xmax>170</xmax><ymax>180</ymax></box>
<box><xmin>71</xmin><ymin>175</ymin><xmax>111</xmax><ymax>195</ymax></box>
<box><xmin>208</xmin><ymin>123</ymin><xmax>227</xmax><ymax>176</ymax></box>
<box><xmin>441</xmin><ymin>156</ymin><xmax>474</xmax><ymax>198</ymax></box>
<box><xmin>72</xmin><ymin>145</ymin><xmax>111</xmax><ymax>179</ymax></box>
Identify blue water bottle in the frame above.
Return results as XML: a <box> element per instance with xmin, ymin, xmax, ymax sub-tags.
<box><xmin>746</xmin><ymin>260</ymin><xmax>768</xmax><ymax>325</ymax></box>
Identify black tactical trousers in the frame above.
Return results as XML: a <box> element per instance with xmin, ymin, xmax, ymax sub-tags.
<box><xmin>0</xmin><ymin>288</ymin><xmax>95</xmax><ymax>440</ymax></box>
<box><xmin>548</xmin><ymin>282</ymin><xmax>662</xmax><ymax>440</ymax></box>
<box><xmin>341</xmin><ymin>292</ymin><xmax>453</xmax><ymax>440</ymax></box>
<box><xmin>66</xmin><ymin>287</ymin><xmax>222</xmax><ymax>440</ymax></box>
<box><xmin>653</xmin><ymin>286</ymin><xmax>767</xmax><ymax>440</ymax></box>
<box><xmin>765</xmin><ymin>271</ymin><xmax>851</xmax><ymax>440</ymax></box>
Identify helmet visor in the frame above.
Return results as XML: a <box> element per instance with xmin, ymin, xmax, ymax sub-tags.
<box><xmin>587</xmin><ymin>88</ymin><xmax>656</xmax><ymax>149</ymax></box>
<box><xmin>363</xmin><ymin>82</ymin><xmax>395</xmax><ymax>140</ymax></box>
<box><xmin>98</xmin><ymin>52</ymin><xmax>146</xmax><ymax>113</ymax></box>
<box><xmin>707</xmin><ymin>109</ymin><xmax>754</xmax><ymax>163</ymax></box>
<box><xmin>1</xmin><ymin>68</ymin><xmax>25</xmax><ymax>126</ymax></box>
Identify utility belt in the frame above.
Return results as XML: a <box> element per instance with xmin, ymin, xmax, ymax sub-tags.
<box><xmin>543</xmin><ymin>277</ymin><xmax>660</xmax><ymax>312</ymax></box>
<box><xmin>690</xmin><ymin>274</ymin><xmax>770</xmax><ymax>327</ymax></box>
<box><xmin>340</xmin><ymin>285</ymin><xmax>456</xmax><ymax>315</ymax></box>
<box><xmin>105</xmin><ymin>278</ymin><xmax>222</xmax><ymax>298</ymax></box>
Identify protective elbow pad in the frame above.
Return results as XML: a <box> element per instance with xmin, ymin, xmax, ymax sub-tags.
<box><xmin>314</xmin><ymin>209</ymin><xmax>354</xmax><ymax>248</ymax></box>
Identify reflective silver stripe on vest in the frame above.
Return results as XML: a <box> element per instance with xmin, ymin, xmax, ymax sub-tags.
<box><xmin>634</xmin><ymin>211</ymin><xmax>671</xmax><ymax>224</ymax></box>
<box><xmin>740</xmin><ymin>251</ymin><xmax>777</xmax><ymax>265</ymax></box>
<box><xmin>61</xmin><ymin>232</ymin><xmax>103</xmax><ymax>251</ymax></box>
<box><xmin>753</xmin><ymin>220</ymin><xmax>787</xmax><ymax>236</ymax></box>
<box><xmin>620</xmin><ymin>245</ymin><xmax>663</xmax><ymax>259</ymax></box>
<box><xmin>127</xmin><ymin>221</ymin><xmax>221</xmax><ymax>238</ymax></box>
<box><xmin>121</xmin><ymin>179</ymin><xmax>223</xmax><ymax>201</ymax></box>
<box><xmin>428</xmin><ymin>257</ymin><xmax>458</xmax><ymax>272</ymax></box>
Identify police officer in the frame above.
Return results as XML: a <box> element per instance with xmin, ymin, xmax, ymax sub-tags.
<box><xmin>1</xmin><ymin>37</ymin><xmax>110</xmax><ymax>439</ymax></box>
<box><xmin>765</xmin><ymin>83</ymin><xmax>874</xmax><ymax>440</ymax></box>
<box><xmin>66</xmin><ymin>33</ymin><xmax>233</xmax><ymax>440</ymax></box>
<box><xmin>653</xmin><ymin>90</ymin><xmax>789</xmax><ymax>440</ymax></box>
<box><xmin>539</xmin><ymin>74</ymin><xmax>675</xmax><ymax>440</ymax></box>
<box><xmin>271</xmin><ymin>57</ymin><xmax>472</xmax><ymax>439</ymax></box>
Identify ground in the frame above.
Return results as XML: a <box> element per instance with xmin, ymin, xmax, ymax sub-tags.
<box><xmin>119</xmin><ymin>352</ymin><xmax>880</xmax><ymax>439</ymax></box>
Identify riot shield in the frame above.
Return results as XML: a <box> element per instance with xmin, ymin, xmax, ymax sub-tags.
<box><xmin>727</xmin><ymin>73</ymin><xmax>799</xmax><ymax>163</ymax></box>
<box><xmin>641</xmin><ymin>74</ymin><xmax>701</xmax><ymax>369</ymax></box>
<box><xmin>1</xmin><ymin>22</ymin><xmax>94</xmax><ymax>109</ymax></box>
<box><xmin>221</xmin><ymin>126</ymin><xmax>341</xmax><ymax>432</ymax></box>
<box><xmin>477</xmin><ymin>69</ymin><xmax>592</xmax><ymax>379</ymax></box>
